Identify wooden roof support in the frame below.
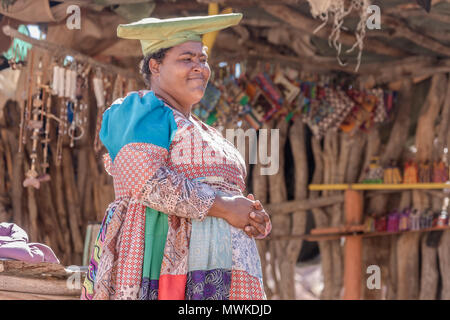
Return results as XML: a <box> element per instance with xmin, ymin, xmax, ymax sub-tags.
<box><xmin>382</xmin><ymin>15</ymin><xmax>450</xmax><ymax>57</ymax></box>
<box><xmin>2</xmin><ymin>25</ymin><xmax>139</xmax><ymax>79</ymax></box>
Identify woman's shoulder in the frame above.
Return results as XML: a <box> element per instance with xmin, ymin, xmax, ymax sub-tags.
<box><xmin>100</xmin><ymin>90</ymin><xmax>178</xmax><ymax>162</ymax></box>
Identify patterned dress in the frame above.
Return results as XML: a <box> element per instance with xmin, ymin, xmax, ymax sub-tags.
<box><xmin>80</xmin><ymin>90</ymin><xmax>270</xmax><ymax>300</ymax></box>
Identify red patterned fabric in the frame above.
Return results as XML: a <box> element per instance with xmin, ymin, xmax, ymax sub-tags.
<box><xmin>230</xmin><ymin>270</ymin><xmax>265</xmax><ymax>300</ymax></box>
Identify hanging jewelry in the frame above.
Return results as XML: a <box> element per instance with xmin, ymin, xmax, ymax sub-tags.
<box><xmin>23</xmin><ymin>57</ymin><xmax>44</xmax><ymax>189</ymax></box>
<box><xmin>39</xmin><ymin>83</ymin><xmax>52</xmax><ymax>183</ymax></box>
<box><xmin>54</xmin><ymin>63</ymin><xmax>66</xmax><ymax>166</ymax></box>
<box><xmin>93</xmin><ymin>69</ymin><xmax>106</xmax><ymax>153</ymax></box>
<box><xmin>19</xmin><ymin>48</ymin><xmax>35</xmax><ymax>153</ymax></box>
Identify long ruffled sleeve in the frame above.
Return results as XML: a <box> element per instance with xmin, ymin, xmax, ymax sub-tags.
<box><xmin>113</xmin><ymin>142</ymin><xmax>216</xmax><ymax>221</ymax></box>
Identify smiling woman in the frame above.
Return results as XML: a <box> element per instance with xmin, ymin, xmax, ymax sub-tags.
<box><xmin>81</xmin><ymin>13</ymin><xmax>272</xmax><ymax>301</ymax></box>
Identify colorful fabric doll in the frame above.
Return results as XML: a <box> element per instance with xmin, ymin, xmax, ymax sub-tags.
<box><xmin>419</xmin><ymin>160</ymin><xmax>432</xmax><ymax>183</ymax></box>
<box><xmin>363</xmin><ymin>157</ymin><xmax>384</xmax><ymax>183</ymax></box>
<box><xmin>387</xmin><ymin>210</ymin><xmax>400</xmax><ymax>232</ymax></box>
<box><xmin>410</xmin><ymin>209</ymin><xmax>421</xmax><ymax>230</ymax></box>
<box><xmin>375</xmin><ymin>215</ymin><xmax>387</xmax><ymax>232</ymax></box>
<box><xmin>365</xmin><ymin>214</ymin><xmax>376</xmax><ymax>232</ymax></box>
<box><xmin>433</xmin><ymin>161</ymin><xmax>448</xmax><ymax>183</ymax></box>
<box><xmin>384</xmin><ymin>160</ymin><xmax>402</xmax><ymax>184</ymax></box>
<box><xmin>403</xmin><ymin>160</ymin><xmax>418</xmax><ymax>183</ymax></box>
<box><xmin>437</xmin><ymin>210</ymin><xmax>449</xmax><ymax>227</ymax></box>
<box><xmin>399</xmin><ymin>209</ymin><xmax>411</xmax><ymax>231</ymax></box>
<box><xmin>420</xmin><ymin>209</ymin><xmax>433</xmax><ymax>229</ymax></box>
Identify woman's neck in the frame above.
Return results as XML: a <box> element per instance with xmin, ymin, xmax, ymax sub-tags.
<box><xmin>152</xmin><ymin>87</ymin><xmax>191</xmax><ymax>118</ymax></box>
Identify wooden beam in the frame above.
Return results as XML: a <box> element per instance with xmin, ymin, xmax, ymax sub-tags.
<box><xmin>382</xmin><ymin>15</ymin><xmax>450</xmax><ymax>57</ymax></box>
<box><xmin>265</xmin><ymin>194</ymin><xmax>345</xmax><ymax>215</ymax></box>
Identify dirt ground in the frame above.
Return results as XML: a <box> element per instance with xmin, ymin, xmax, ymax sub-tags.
<box><xmin>266</xmin><ymin>254</ymin><xmax>323</xmax><ymax>300</ymax></box>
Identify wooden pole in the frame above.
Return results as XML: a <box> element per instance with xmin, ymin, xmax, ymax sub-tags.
<box><xmin>343</xmin><ymin>189</ymin><xmax>363</xmax><ymax>300</ymax></box>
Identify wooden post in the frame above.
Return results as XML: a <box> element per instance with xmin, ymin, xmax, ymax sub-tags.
<box><xmin>343</xmin><ymin>189</ymin><xmax>363</xmax><ymax>300</ymax></box>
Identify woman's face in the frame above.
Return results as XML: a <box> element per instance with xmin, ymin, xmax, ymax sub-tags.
<box><xmin>150</xmin><ymin>41</ymin><xmax>211</xmax><ymax>106</ymax></box>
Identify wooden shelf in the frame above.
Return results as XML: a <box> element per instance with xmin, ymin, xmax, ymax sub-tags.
<box><xmin>309</xmin><ymin>183</ymin><xmax>450</xmax><ymax>191</ymax></box>
<box><xmin>304</xmin><ymin>225</ymin><xmax>450</xmax><ymax>241</ymax></box>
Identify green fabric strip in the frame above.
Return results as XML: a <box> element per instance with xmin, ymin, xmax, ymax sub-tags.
<box><xmin>142</xmin><ymin>207</ymin><xmax>169</xmax><ymax>281</ymax></box>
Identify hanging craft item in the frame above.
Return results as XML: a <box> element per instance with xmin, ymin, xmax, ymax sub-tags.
<box><xmin>362</xmin><ymin>156</ymin><xmax>383</xmax><ymax>184</ymax></box>
<box><xmin>306</xmin><ymin>0</ymin><xmax>372</xmax><ymax>71</ymax></box>
<box><xmin>56</xmin><ymin>65</ymin><xmax>69</xmax><ymax>165</ymax></box>
<box><xmin>253</xmin><ymin>72</ymin><xmax>283</xmax><ymax>121</ymax></box>
<box><xmin>18</xmin><ymin>48</ymin><xmax>35</xmax><ymax>153</ymax></box>
<box><xmin>418</xmin><ymin>160</ymin><xmax>432</xmax><ymax>183</ymax></box>
<box><xmin>200</xmin><ymin>82</ymin><xmax>221</xmax><ymax>113</ymax></box>
<box><xmin>403</xmin><ymin>160</ymin><xmax>418</xmax><ymax>183</ymax></box>
<box><xmin>432</xmin><ymin>160</ymin><xmax>448</xmax><ymax>183</ymax></box>
<box><xmin>93</xmin><ymin>71</ymin><xmax>109</xmax><ymax>153</ymax></box>
<box><xmin>340</xmin><ymin>87</ymin><xmax>387</xmax><ymax>134</ymax></box>
<box><xmin>23</xmin><ymin>57</ymin><xmax>44</xmax><ymax>189</ymax></box>
<box><xmin>303</xmin><ymin>87</ymin><xmax>354</xmax><ymax>138</ymax></box>
<box><xmin>40</xmin><ymin>77</ymin><xmax>52</xmax><ymax>182</ymax></box>
<box><xmin>65</xmin><ymin>65</ymin><xmax>79</xmax><ymax>148</ymax></box>
<box><xmin>273</xmin><ymin>70</ymin><xmax>300</xmax><ymax>105</ymax></box>
<box><xmin>383</xmin><ymin>159</ymin><xmax>402</xmax><ymax>184</ymax></box>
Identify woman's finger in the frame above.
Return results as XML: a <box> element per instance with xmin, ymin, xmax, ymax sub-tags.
<box><xmin>244</xmin><ymin>226</ymin><xmax>257</xmax><ymax>238</ymax></box>
<box><xmin>252</xmin><ymin>200</ymin><xmax>262</xmax><ymax>210</ymax></box>
<box><xmin>249</xmin><ymin>211</ymin><xmax>265</xmax><ymax>224</ymax></box>
<box><xmin>247</xmin><ymin>193</ymin><xmax>255</xmax><ymax>201</ymax></box>
<box><xmin>248</xmin><ymin>218</ymin><xmax>266</xmax><ymax>236</ymax></box>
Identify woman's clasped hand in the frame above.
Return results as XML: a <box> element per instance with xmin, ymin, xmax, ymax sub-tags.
<box><xmin>209</xmin><ymin>193</ymin><xmax>271</xmax><ymax>239</ymax></box>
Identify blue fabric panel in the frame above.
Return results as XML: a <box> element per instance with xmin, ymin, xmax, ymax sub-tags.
<box><xmin>99</xmin><ymin>91</ymin><xmax>178</xmax><ymax>162</ymax></box>
<box><xmin>188</xmin><ymin>216</ymin><xmax>232</xmax><ymax>272</ymax></box>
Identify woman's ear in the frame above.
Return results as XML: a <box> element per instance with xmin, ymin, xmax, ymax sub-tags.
<box><xmin>149</xmin><ymin>58</ymin><xmax>160</xmax><ymax>76</ymax></box>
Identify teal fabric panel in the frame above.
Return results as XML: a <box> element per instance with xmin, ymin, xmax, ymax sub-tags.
<box><xmin>188</xmin><ymin>216</ymin><xmax>232</xmax><ymax>272</ymax></box>
<box><xmin>99</xmin><ymin>91</ymin><xmax>178</xmax><ymax>162</ymax></box>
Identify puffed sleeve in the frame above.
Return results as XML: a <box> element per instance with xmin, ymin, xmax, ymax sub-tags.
<box><xmin>99</xmin><ymin>91</ymin><xmax>216</xmax><ymax>221</ymax></box>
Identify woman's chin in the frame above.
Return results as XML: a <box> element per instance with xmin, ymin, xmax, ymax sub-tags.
<box><xmin>188</xmin><ymin>88</ymin><xmax>206</xmax><ymax>103</ymax></box>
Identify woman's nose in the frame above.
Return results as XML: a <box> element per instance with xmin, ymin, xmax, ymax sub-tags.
<box><xmin>192</xmin><ymin>62</ymin><xmax>202</xmax><ymax>73</ymax></box>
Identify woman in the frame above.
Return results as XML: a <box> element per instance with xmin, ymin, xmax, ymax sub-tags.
<box><xmin>81</xmin><ymin>13</ymin><xmax>271</xmax><ymax>300</ymax></box>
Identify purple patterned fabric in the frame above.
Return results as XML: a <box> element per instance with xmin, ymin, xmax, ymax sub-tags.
<box><xmin>139</xmin><ymin>277</ymin><xmax>159</xmax><ymax>300</ymax></box>
<box><xmin>185</xmin><ymin>269</ymin><xmax>231</xmax><ymax>300</ymax></box>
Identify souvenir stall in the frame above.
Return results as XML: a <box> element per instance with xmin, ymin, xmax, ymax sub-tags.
<box><xmin>0</xmin><ymin>0</ymin><xmax>450</xmax><ymax>301</ymax></box>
